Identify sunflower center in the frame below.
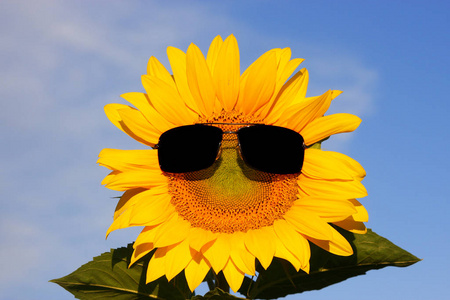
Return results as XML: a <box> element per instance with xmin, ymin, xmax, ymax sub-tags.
<box><xmin>167</xmin><ymin>111</ymin><xmax>299</xmax><ymax>233</ymax></box>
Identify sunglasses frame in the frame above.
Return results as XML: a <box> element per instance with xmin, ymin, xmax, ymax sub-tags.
<box><xmin>155</xmin><ymin>123</ymin><xmax>305</xmax><ymax>174</ymax></box>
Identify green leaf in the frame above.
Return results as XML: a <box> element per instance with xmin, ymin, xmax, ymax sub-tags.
<box><xmin>50</xmin><ymin>244</ymin><xmax>191</xmax><ymax>300</ymax></box>
<box><xmin>240</xmin><ymin>228</ymin><xmax>420</xmax><ymax>299</ymax></box>
<box><xmin>191</xmin><ymin>288</ymin><xmax>246</xmax><ymax>300</ymax></box>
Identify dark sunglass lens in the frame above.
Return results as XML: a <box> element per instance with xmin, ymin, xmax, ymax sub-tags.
<box><xmin>157</xmin><ymin>125</ymin><xmax>222</xmax><ymax>173</ymax></box>
<box><xmin>238</xmin><ymin>125</ymin><xmax>304</xmax><ymax>174</ymax></box>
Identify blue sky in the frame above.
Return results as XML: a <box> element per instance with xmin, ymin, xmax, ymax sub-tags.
<box><xmin>1</xmin><ymin>1</ymin><xmax>448</xmax><ymax>299</ymax></box>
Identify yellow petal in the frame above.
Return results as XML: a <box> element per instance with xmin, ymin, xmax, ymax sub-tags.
<box><xmin>222</xmin><ymin>258</ymin><xmax>245</xmax><ymax>293</ymax></box>
<box><xmin>147</xmin><ymin>56</ymin><xmax>177</xmax><ymax>90</ymax></box>
<box><xmin>273</xmin><ymin>219</ymin><xmax>310</xmax><ymax>269</ymax></box>
<box><xmin>201</xmin><ymin>233</ymin><xmax>231</xmax><ymax>273</ymax></box>
<box><xmin>330</xmin><ymin>90</ymin><xmax>343</xmax><ymax>100</ymax></box>
<box><xmin>142</xmin><ymin>75</ymin><xmax>197</xmax><ymax>125</ymax></box>
<box><xmin>117</xmin><ymin>107</ymin><xmax>160</xmax><ymax>146</ymax></box>
<box><xmin>306</xmin><ymin>227</ymin><xmax>353</xmax><ymax>256</ymax></box>
<box><xmin>298</xmin><ymin>174</ymin><xmax>368</xmax><ymax>199</ymax></box>
<box><xmin>230</xmin><ymin>232</ymin><xmax>256</xmax><ymax>276</ymax></box>
<box><xmin>258</xmin><ymin>50</ymin><xmax>304</xmax><ymax>119</ymax></box>
<box><xmin>252</xmin><ymin>48</ymin><xmax>285</xmax><ymax>117</ymax></box>
<box><xmin>100</xmin><ymin>170</ymin><xmax>123</xmax><ymax>185</ymax></box>
<box><xmin>282</xmin><ymin>62</ymin><xmax>307</xmax><ymax>102</ymax></box>
<box><xmin>106</xmin><ymin>208</ymin><xmax>133</xmax><ymax>237</ymax></box>
<box><xmin>303</xmin><ymin>148</ymin><xmax>359</xmax><ymax>181</ymax></box>
<box><xmin>272</xmin><ymin>49</ymin><xmax>304</xmax><ymax>94</ymax></box>
<box><xmin>326</xmin><ymin>152</ymin><xmax>366</xmax><ymax>182</ymax></box>
<box><xmin>273</xmin><ymin>48</ymin><xmax>294</xmax><ymax>88</ymax></box>
<box><xmin>264</xmin><ymin>68</ymin><xmax>308</xmax><ymax>124</ymax></box>
<box><xmin>100</xmin><ymin>170</ymin><xmax>119</xmax><ymax>185</ymax></box>
<box><xmin>213</xmin><ymin>97</ymin><xmax>223</xmax><ymax>114</ymax></box>
<box><xmin>165</xmin><ymin>239</ymin><xmax>192</xmax><ymax>281</ymax></box>
<box><xmin>129</xmin><ymin>193</ymin><xmax>175</xmax><ymax>226</ymax></box>
<box><xmin>283</xmin><ymin>205</ymin><xmax>333</xmax><ymax>240</ymax></box>
<box><xmin>206</xmin><ymin>35</ymin><xmax>224</xmax><ymax>74</ymax></box>
<box><xmin>130</xmin><ymin>242</ymin><xmax>155</xmax><ymax>266</ymax></box>
<box><xmin>104</xmin><ymin>103</ymin><xmax>128</xmax><ymax>133</ymax></box>
<box><xmin>239</xmin><ymin>48</ymin><xmax>277</xmax><ymax>79</ymax></box>
<box><xmin>238</xmin><ymin>51</ymin><xmax>277</xmax><ymax>115</ymax></box>
<box><xmin>120</xmin><ymin>92</ymin><xmax>175</xmax><ymax>134</ymax></box>
<box><xmin>331</xmin><ymin>227</ymin><xmax>355</xmax><ymax>256</ymax></box>
<box><xmin>285</xmin><ymin>68</ymin><xmax>310</xmax><ymax>107</ymax></box>
<box><xmin>104</xmin><ymin>104</ymin><xmax>156</xmax><ymax>147</ymax></box>
<box><xmin>244</xmin><ymin>227</ymin><xmax>276</xmax><ymax>269</ymax></box>
<box><xmin>185</xmin><ymin>251</ymin><xmax>211</xmax><ymax>292</ymax></box>
<box><xmin>98</xmin><ymin>148</ymin><xmax>159</xmax><ymax>171</ymax></box>
<box><xmin>186</xmin><ymin>43</ymin><xmax>216</xmax><ymax>116</ymax></box>
<box><xmin>348</xmin><ymin>199</ymin><xmax>369</xmax><ymax>222</ymax></box>
<box><xmin>294</xmin><ymin>197</ymin><xmax>357</xmax><ymax>222</ymax></box>
<box><xmin>152</xmin><ymin>214</ymin><xmax>191</xmax><ymax>248</ymax></box>
<box><xmin>273</xmin><ymin>235</ymin><xmax>303</xmax><ymax>272</ymax></box>
<box><xmin>146</xmin><ymin>247</ymin><xmax>168</xmax><ymax>283</ymax></box>
<box><xmin>301</xmin><ymin>113</ymin><xmax>362</xmax><ymax>146</ymax></box>
<box><xmin>103</xmin><ymin>169</ymin><xmax>167</xmax><ymax>191</ymax></box>
<box><xmin>284</xmin><ymin>90</ymin><xmax>333</xmax><ymax>133</ymax></box>
<box><xmin>130</xmin><ymin>225</ymin><xmax>160</xmax><ymax>265</ymax></box>
<box><xmin>333</xmin><ymin>217</ymin><xmax>367</xmax><ymax>234</ymax></box>
<box><xmin>113</xmin><ymin>187</ymin><xmax>157</xmax><ymax>221</ymax></box>
<box><xmin>188</xmin><ymin>227</ymin><xmax>218</xmax><ymax>252</ymax></box>
<box><xmin>134</xmin><ymin>225</ymin><xmax>158</xmax><ymax>248</ymax></box>
<box><xmin>167</xmin><ymin>46</ymin><xmax>201</xmax><ymax>114</ymax></box>
<box><xmin>213</xmin><ymin>34</ymin><xmax>240</xmax><ymax>111</ymax></box>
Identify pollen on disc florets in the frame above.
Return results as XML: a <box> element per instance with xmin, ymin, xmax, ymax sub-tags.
<box><xmin>166</xmin><ymin>110</ymin><xmax>299</xmax><ymax>233</ymax></box>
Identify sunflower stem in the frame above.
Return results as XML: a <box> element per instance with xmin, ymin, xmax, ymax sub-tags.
<box><xmin>205</xmin><ymin>270</ymin><xmax>215</xmax><ymax>291</ymax></box>
<box><xmin>215</xmin><ymin>271</ymin><xmax>230</xmax><ymax>293</ymax></box>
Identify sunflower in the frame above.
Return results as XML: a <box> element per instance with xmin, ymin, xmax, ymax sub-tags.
<box><xmin>98</xmin><ymin>34</ymin><xmax>368</xmax><ymax>293</ymax></box>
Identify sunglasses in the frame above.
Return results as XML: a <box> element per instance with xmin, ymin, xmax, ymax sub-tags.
<box><xmin>155</xmin><ymin>123</ymin><xmax>305</xmax><ymax>174</ymax></box>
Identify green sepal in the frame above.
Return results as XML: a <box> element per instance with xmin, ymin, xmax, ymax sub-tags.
<box><xmin>307</xmin><ymin>137</ymin><xmax>328</xmax><ymax>149</ymax></box>
<box><xmin>308</xmin><ymin>142</ymin><xmax>322</xmax><ymax>149</ymax></box>
<box><xmin>239</xmin><ymin>228</ymin><xmax>420</xmax><ymax>299</ymax></box>
<box><xmin>50</xmin><ymin>243</ymin><xmax>192</xmax><ymax>300</ymax></box>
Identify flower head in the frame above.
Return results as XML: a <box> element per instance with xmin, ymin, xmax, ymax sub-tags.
<box><xmin>99</xmin><ymin>35</ymin><xmax>368</xmax><ymax>292</ymax></box>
